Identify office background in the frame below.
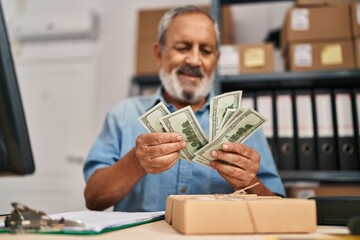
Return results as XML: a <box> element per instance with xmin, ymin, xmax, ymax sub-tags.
<box><xmin>0</xmin><ymin>0</ymin><xmax>314</xmax><ymax>214</ymax></box>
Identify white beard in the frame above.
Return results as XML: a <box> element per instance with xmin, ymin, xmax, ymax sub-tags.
<box><xmin>159</xmin><ymin>68</ymin><xmax>213</xmax><ymax>104</ymax></box>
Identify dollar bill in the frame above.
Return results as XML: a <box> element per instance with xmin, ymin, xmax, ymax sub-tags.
<box><xmin>195</xmin><ymin>108</ymin><xmax>266</xmax><ymax>162</ymax></box>
<box><xmin>138</xmin><ymin>101</ymin><xmax>170</xmax><ymax>133</ymax></box>
<box><xmin>193</xmin><ymin>155</ymin><xmax>212</xmax><ymax>167</ymax></box>
<box><xmin>160</xmin><ymin>106</ymin><xmax>208</xmax><ymax>161</ymax></box>
<box><xmin>217</xmin><ymin>108</ymin><xmax>236</xmax><ymax>133</ymax></box>
<box><xmin>209</xmin><ymin>90</ymin><xmax>242</xmax><ymax>141</ymax></box>
<box><xmin>218</xmin><ymin>108</ymin><xmax>245</xmax><ymax>135</ymax></box>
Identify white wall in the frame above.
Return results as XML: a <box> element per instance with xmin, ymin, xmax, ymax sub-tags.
<box><xmin>1</xmin><ymin>0</ymin><xmax>292</xmax><ymax>213</ymax></box>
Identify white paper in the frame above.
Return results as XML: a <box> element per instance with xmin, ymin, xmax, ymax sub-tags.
<box><xmin>276</xmin><ymin>95</ymin><xmax>294</xmax><ymax>137</ymax></box>
<box><xmin>291</xmin><ymin>8</ymin><xmax>309</xmax><ymax>31</ymax></box>
<box><xmin>315</xmin><ymin>94</ymin><xmax>334</xmax><ymax>137</ymax></box>
<box><xmin>294</xmin><ymin>44</ymin><xmax>312</xmax><ymax>67</ymax></box>
<box><xmin>242</xmin><ymin>97</ymin><xmax>254</xmax><ymax>109</ymax></box>
<box><xmin>296</xmin><ymin>95</ymin><xmax>314</xmax><ymax>138</ymax></box>
<box><xmin>50</xmin><ymin>210</ymin><xmax>164</xmax><ymax>233</ymax></box>
<box><xmin>335</xmin><ymin>93</ymin><xmax>354</xmax><ymax>137</ymax></box>
<box><xmin>257</xmin><ymin>95</ymin><xmax>274</xmax><ymax>138</ymax></box>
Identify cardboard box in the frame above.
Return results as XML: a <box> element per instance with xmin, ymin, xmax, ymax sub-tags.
<box><xmin>296</xmin><ymin>0</ymin><xmax>350</xmax><ymax>6</ymax></box>
<box><xmin>165</xmin><ymin>195</ymin><xmax>316</xmax><ymax>234</ymax></box>
<box><xmin>219</xmin><ymin>43</ymin><xmax>275</xmax><ymax>75</ymax></box>
<box><xmin>136</xmin><ymin>6</ymin><xmax>233</xmax><ymax>75</ymax></box>
<box><xmin>288</xmin><ymin>184</ymin><xmax>360</xmax><ymax>199</ymax></box>
<box><xmin>351</xmin><ymin>2</ymin><xmax>360</xmax><ymax>37</ymax></box>
<box><xmin>355</xmin><ymin>37</ymin><xmax>360</xmax><ymax>67</ymax></box>
<box><xmin>281</xmin><ymin>6</ymin><xmax>352</xmax><ymax>53</ymax></box>
<box><xmin>239</xmin><ymin>43</ymin><xmax>275</xmax><ymax>74</ymax></box>
<box><xmin>286</xmin><ymin>40</ymin><xmax>355</xmax><ymax>71</ymax></box>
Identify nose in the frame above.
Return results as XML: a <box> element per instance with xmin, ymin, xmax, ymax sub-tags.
<box><xmin>185</xmin><ymin>48</ymin><xmax>201</xmax><ymax>66</ymax></box>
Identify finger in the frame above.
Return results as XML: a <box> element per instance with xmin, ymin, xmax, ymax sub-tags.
<box><xmin>139</xmin><ymin>132</ymin><xmax>183</xmax><ymax>146</ymax></box>
<box><xmin>211</xmin><ymin>160</ymin><xmax>246</xmax><ymax>177</ymax></box>
<box><xmin>147</xmin><ymin>141</ymin><xmax>186</xmax><ymax>158</ymax></box>
<box><xmin>146</xmin><ymin>153</ymin><xmax>180</xmax><ymax>174</ymax></box>
<box><xmin>221</xmin><ymin>142</ymin><xmax>254</xmax><ymax>159</ymax></box>
<box><xmin>211</xmin><ymin>150</ymin><xmax>254</xmax><ymax>170</ymax></box>
<box><xmin>215</xmin><ymin>170</ymin><xmax>254</xmax><ymax>190</ymax></box>
<box><xmin>211</xmin><ymin>160</ymin><xmax>257</xmax><ymax>184</ymax></box>
<box><xmin>149</xmin><ymin>152</ymin><xmax>180</xmax><ymax>168</ymax></box>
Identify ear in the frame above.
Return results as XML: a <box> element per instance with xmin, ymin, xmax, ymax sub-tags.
<box><xmin>215</xmin><ymin>50</ymin><xmax>221</xmax><ymax>63</ymax></box>
<box><xmin>153</xmin><ymin>42</ymin><xmax>162</xmax><ymax>66</ymax></box>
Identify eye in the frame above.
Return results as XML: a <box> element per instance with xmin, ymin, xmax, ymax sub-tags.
<box><xmin>174</xmin><ymin>44</ymin><xmax>189</xmax><ymax>53</ymax></box>
<box><xmin>176</xmin><ymin>47</ymin><xmax>188</xmax><ymax>52</ymax></box>
<box><xmin>201</xmin><ymin>48</ymin><xmax>213</xmax><ymax>55</ymax></box>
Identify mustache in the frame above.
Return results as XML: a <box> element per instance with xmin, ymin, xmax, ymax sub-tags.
<box><xmin>176</xmin><ymin>64</ymin><xmax>204</xmax><ymax>78</ymax></box>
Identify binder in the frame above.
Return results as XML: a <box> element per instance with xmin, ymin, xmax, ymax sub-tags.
<box><xmin>354</xmin><ymin>89</ymin><xmax>360</xmax><ymax>168</ymax></box>
<box><xmin>314</xmin><ymin>89</ymin><xmax>337</xmax><ymax>170</ymax></box>
<box><xmin>275</xmin><ymin>90</ymin><xmax>296</xmax><ymax>170</ymax></box>
<box><xmin>295</xmin><ymin>89</ymin><xmax>317</xmax><ymax>170</ymax></box>
<box><xmin>256</xmin><ymin>91</ymin><xmax>276</xmax><ymax>159</ymax></box>
<box><xmin>334</xmin><ymin>90</ymin><xmax>359</xmax><ymax>170</ymax></box>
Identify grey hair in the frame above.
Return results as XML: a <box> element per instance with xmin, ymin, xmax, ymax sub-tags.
<box><xmin>157</xmin><ymin>5</ymin><xmax>220</xmax><ymax>51</ymax></box>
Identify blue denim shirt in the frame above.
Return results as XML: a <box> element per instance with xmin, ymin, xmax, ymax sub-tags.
<box><xmin>83</xmin><ymin>88</ymin><xmax>285</xmax><ymax>211</ymax></box>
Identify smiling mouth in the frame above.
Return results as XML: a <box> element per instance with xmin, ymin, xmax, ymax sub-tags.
<box><xmin>176</xmin><ymin>65</ymin><xmax>204</xmax><ymax>79</ymax></box>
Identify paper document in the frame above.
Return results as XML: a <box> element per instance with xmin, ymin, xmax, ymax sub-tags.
<box><xmin>50</xmin><ymin>210</ymin><xmax>165</xmax><ymax>233</ymax></box>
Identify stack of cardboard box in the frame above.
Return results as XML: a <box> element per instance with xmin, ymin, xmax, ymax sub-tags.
<box><xmin>281</xmin><ymin>0</ymin><xmax>356</xmax><ymax>71</ymax></box>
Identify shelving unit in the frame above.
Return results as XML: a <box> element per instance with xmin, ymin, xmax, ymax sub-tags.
<box><xmin>211</xmin><ymin>0</ymin><xmax>360</xmax><ymax>183</ymax></box>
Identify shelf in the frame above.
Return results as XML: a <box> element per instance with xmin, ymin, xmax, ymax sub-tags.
<box><xmin>132</xmin><ymin>69</ymin><xmax>360</xmax><ymax>94</ymax></box>
<box><xmin>132</xmin><ymin>75</ymin><xmax>160</xmax><ymax>86</ymax></box>
<box><xmin>280</xmin><ymin>171</ymin><xmax>360</xmax><ymax>183</ymax></box>
<box><xmin>217</xmin><ymin>69</ymin><xmax>360</xmax><ymax>93</ymax></box>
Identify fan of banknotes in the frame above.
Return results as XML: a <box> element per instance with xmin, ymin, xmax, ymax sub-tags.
<box><xmin>138</xmin><ymin>90</ymin><xmax>267</xmax><ymax>167</ymax></box>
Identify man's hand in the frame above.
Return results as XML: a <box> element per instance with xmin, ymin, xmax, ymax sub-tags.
<box><xmin>210</xmin><ymin>142</ymin><xmax>260</xmax><ymax>190</ymax></box>
<box><xmin>135</xmin><ymin>132</ymin><xmax>186</xmax><ymax>174</ymax></box>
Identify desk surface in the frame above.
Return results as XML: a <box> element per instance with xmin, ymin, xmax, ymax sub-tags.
<box><xmin>0</xmin><ymin>220</ymin><xmax>350</xmax><ymax>240</ymax></box>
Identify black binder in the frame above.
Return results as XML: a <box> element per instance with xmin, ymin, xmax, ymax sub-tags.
<box><xmin>255</xmin><ymin>90</ymin><xmax>276</xmax><ymax>159</ymax></box>
<box><xmin>294</xmin><ymin>89</ymin><xmax>317</xmax><ymax>170</ymax></box>
<box><xmin>334</xmin><ymin>89</ymin><xmax>359</xmax><ymax>170</ymax></box>
<box><xmin>355</xmin><ymin>89</ymin><xmax>360</xmax><ymax>169</ymax></box>
<box><xmin>275</xmin><ymin>90</ymin><xmax>296</xmax><ymax>170</ymax></box>
<box><xmin>314</xmin><ymin>89</ymin><xmax>337</xmax><ymax>170</ymax></box>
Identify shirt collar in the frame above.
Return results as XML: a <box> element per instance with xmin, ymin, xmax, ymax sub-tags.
<box><xmin>150</xmin><ymin>86</ymin><xmax>212</xmax><ymax>113</ymax></box>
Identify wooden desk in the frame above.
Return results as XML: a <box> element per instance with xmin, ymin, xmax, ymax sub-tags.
<box><xmin>0</xmin><ymin>220</ymin><xmax>350</xmax><ymax>240</ymax></box>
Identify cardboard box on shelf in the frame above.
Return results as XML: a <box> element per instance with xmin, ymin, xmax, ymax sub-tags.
<box><xmin>287</xmin><ymin>184</ymin><xmax>360</xmax><ymax>199</ymax></box>
<box><xmin>281</xmin><ymin>5</ymin><xmax>352</xmax><ymax>53</ymax></box>
<box><xmin>355</xmin><ymin>38</ymin><xmax>360</xmax><ymax>68</ymax></box>
<box><xmin>286</xmin><ymin>39</ymin><xmax>355</xmax><ymax>71</ymax></box>
<box><xmin>165</xmin><ymin>194</ymin><xmax>316</xmax><ymax>234</ymax></box>
<box><xmin>239</xmin><ymin>43</ymin><xmax>275</xmax><ymax>74</ymax></box>
<box><xmin>219</xmin><ymin>43</ymin><xmax>275</xmax><ymax>75</ymax></box>
<box><xmin>136</xmin><ymin>6</ymin><xmax>233</xmax><ymax>75</ymax></box>
<box><xmin>351</xmin><ymin>2</ymin><xmax>360</xmax><ymax>37</ymax></box>
<box><xmin>296</xmin><ymin>0</ymin><xmax>350</xmax><ymax>6</ymax></box>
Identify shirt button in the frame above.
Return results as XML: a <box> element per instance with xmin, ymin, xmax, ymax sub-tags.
<box><xmin>180</xmin><ymin>186</ymin><xmax>187</xmax><ymax>193</ymax></box>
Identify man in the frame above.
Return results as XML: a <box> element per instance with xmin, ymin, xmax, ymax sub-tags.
<box><xmin>83</xmin><ymin>5</ymin><xmax>285</xmax><ymax>212</ymax></box>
